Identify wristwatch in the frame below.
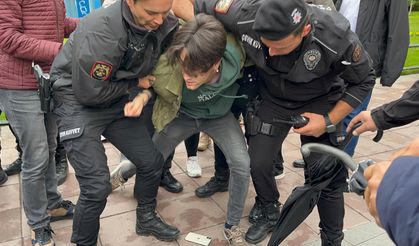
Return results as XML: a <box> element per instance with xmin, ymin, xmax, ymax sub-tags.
<box><xmin>324</xmin><ymin>114</ymin><xmax>336</xmax><ymax>133</ymax></box>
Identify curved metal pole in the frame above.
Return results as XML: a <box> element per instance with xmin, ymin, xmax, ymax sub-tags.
<box><xmin>301</xmin><ymin>143</ymin><xmax>358</xmax><ymax>171</ymax></box>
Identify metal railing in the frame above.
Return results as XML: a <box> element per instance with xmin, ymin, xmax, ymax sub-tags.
<box><xmin>403</xmin><ymin>44</ymin><xmax>419</xmax><ymax>71</ymax></box>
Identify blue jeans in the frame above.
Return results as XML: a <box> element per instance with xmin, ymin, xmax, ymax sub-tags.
<box><xmin>0</xmin><ymin>89</ymin><xmax>62</xmax><ymax>229</ymax></box>
<box><xmin>154</xmin><ymin>112</ymin><xmax>251</xmax><ymax>226</ymax></box>
<box><xmin>343</xmin><ymin>92</ymin><xmax>372</xmax><ymax>156</ymax></box>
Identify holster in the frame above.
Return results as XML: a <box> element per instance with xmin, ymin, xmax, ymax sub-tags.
<box><xmin>330</xmin><ymin>122</ymin><xmax>345</xmax><ymax>147</ymax></box>
<box><xmin>245</xmin><ymin>98</ymin><xmax>281</xmax><ymax>137</ymax></box>
<box><xmin>38</xmin><ymin>75</ymin><xmax>52</xmax><ymax>113</ymax></box>
<box><xmin>33</xmin><ymin>64</ymin><xmax>52</xmax><ymax>113</ymax></box>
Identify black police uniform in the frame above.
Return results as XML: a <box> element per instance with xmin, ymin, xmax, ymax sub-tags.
<box><xmin>195</xmin><ymin>0</ymin><xmax>375</xmax><ymax>244</ymax></box>
<box><xmin>49</xmin><ymin>1</ymin><xmax>179</xmax><ymax>245</ymax></box>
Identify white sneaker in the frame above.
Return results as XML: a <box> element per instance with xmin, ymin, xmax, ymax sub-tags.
<box><xmin>186</xmin><ymin>156</ymin><xmax>201</xmax><ymax>178</ymax></box>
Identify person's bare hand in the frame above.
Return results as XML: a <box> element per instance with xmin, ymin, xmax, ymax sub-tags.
<box><xmin>364</xmin><ymin>160</ymin><xmax>392</xmax><ymax>227</ymax></box>
<box><xmin>293</xmin><ymin>112</ymin><xmax>325</xmax><ymax>137</ymax></box>
<box><xmin>364</xmin><ymin>138</ymin><xmax>419</xmax><ymax>227</ymax></box>
<box><xmin>347</xmin><ymin>111</ymin><xmax>378</xmax><ymax>136</ymax></box>
<box><xmin>124</xmin><ymin>94</ymin><xmax>147</xmax><ymax>117</ymax></box>
<box><xmin>137</xmin><ymin>75</ymin><xmax>156</xmax><ymax>89</ymax></box>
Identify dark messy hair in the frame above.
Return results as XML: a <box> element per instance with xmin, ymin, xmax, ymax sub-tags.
<box><xmin>166</xmin><ymin>13</ymin><xmax>227</xmax><ymax>74</ymax></box>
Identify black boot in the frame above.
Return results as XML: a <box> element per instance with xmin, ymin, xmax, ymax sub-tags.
<box><xmin>136</xmin><ymin>205</ymin><xmax>180</xmax><ymax>241</ymax></box>
<box><xmin>160</xmin><ymin>169</ymin><xmax>183</xmax><ymax>193</ymax></box>
<box><xmin>320</xmin><ymin>231</ymin><xmax>344</xmax><ymax>246</ymax></box>
<box><xmin>55</xmin><ymin>143</ymin><xmax>69</xmax><ymax>186</ymax></box>
<box><xmin>195</xmin><ymin>168</ymin><xmax>229</xmax><ymax>198</ymax></box>
<box><xmin>248</xmin><ymin>197</ymin><xmax>263</xmax><ymax>223</ymax></box>
<box><xmin>4</xmin><ymin>157</ymin><xmax>22</xmax><ymax>176</ymax></box>
<box><xmin>0</xmin><ymin>165</ymin><xmax>8</xmax><ymax>185</ymax></box>
<box><xmin>245</xmin><ymin>202</ymin><xmax>281</xmax><ymax>244</ymax></box>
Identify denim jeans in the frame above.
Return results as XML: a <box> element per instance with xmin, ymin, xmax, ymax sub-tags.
<box><xmin>154</xmin><ymin>112</ymin><xmax>251</xmax><ymax>226</ymax></box>
<box><xmin>0</xmin><ymin>89</ymin><xmax>62</xmax><ymax>229</ymax></box>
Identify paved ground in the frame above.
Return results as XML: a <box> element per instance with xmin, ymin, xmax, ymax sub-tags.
<box><xmin>1</xmin><ymin>74</ymin><xmax>418</xmax><ymax>246</ymax></box>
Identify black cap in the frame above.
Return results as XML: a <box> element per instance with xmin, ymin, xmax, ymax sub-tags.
<box><xmin>253</xmin><ymin>0</ymin><xmax>309</xmax><ymax>40</ymax></box>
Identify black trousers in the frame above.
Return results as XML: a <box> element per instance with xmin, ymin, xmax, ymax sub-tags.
<box><xmin>54</xmin><ymin>96</ymin><xmax>164</xmax><ymax>245</ymax></box>
<box><xmin>249</xmin><ymin>99</ymin><xmax>346</xmax><ymax>238</ymax></box>
<box><xmin>213</xmin><ymin>67</ymin><xmax>283</xmax><ymax>175</ymax></box>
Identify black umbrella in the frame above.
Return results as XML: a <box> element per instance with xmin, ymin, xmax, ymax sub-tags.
<box><xmin>267</xmin><ymin>124</ymin><xmax>380</xmax><ymax>246</ymax></box>
<box><xmin>267</xmin><ymin>145</ymin><xmax>347</xmax><ymax>246</ymax></box>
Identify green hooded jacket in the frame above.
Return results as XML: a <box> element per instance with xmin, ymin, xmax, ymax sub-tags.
<box><xmin>152</xmin><ymin>34</ymin><xmax>245</xmax><ymax>132</ymax></box>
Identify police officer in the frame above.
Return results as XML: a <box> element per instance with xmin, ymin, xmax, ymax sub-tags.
<box><xmin>190</xmin><ymin>0</ymin><xmax>375</xmax><ymax>244</ymax></box>
<box><xmin>49</xmin><ymin>0</ymin><xmax>180</xmax><ymax>244</ymax></box>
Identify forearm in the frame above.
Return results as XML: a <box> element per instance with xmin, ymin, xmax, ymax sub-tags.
<box><xmin>328</xmin><ymin>100</ymin><xmax>354</xmax><ymax>124</ymax></box>
<box><xmin>172</xmin><ymin>0</ymin><xmax>194</xmax><ymax>21</ymax></box>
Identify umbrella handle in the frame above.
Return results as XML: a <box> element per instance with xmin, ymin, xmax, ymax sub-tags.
<box><xmin>301</xmin><ymin>143</ymin><xmax>357</xmax><ymax>171</ymax></box>
<box><xmin>300</xmin><ymin>143</ymin><xmax>374</xmax><ymax>195</ymax></box>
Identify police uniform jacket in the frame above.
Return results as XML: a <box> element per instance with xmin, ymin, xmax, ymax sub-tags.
<box><xmin>371</xmin><ymin>80</ymin><xmax>419</xmax><ymax>131</ymax></box>
<box><xmin>195</xmin><ymin>0</ymin><xmax>375</xmax><ymax>114</ymax></box>
<box><xmin>50</xmin><ymin>0</ymin><xmax>178</xmax><ymax>108</ymax></box>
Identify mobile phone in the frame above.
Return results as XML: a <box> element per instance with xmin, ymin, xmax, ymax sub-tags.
<box><xmin>185</xmin><ymin>232</ymin><xmax>212</xmax><ymax>246</ymax></box>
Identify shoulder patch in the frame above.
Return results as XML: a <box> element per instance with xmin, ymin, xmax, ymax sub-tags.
<box><xmin>352</xmin><ymin>44</ymin><xmax>362</xmax><ymax>63</ymax></box>
<box><xmin>90</xmin><ymin>61</ymin><xmax>112</xmax><ymax>81</ymax></box>
<box><xmin>215</xmin><ymin>0</ymin><xmax>233</xmax><ymax>14</ymax></box>
<box><xmin>303</xmin><ymin>49</ymin><xmax>321</xmax><ymax>71</ymax></box>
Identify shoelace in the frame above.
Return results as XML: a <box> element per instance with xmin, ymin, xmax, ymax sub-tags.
<box><xmin>229</xmin><ymin>227</ymin><xmax>245</xmax><ymax>243</ymax></box>
<box><xmin>33</xmin><ymin>226</ymin><xmax>54</xmax><ymax>244</ymax></box>
<box><xmin>59</xmin><ymin>200</ymin><xmax>73</xmax><ymax>210</ymax></box>
<box><xmin>113</xmin><ymin>171</ymin><xmax>126</xmax><ymax>190</ymax></box>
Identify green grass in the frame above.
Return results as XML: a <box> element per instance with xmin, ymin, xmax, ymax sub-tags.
<box><xmin>403</xmin><ymin>11</ymin><xmax>419</xmax><ymax>74</ymax></box>
<box><xmin>0</xmin><ymin>112</ymin><xmax>7</xmax><ymax>125</ymax></box>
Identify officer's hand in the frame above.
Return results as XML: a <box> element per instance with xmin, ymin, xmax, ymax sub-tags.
<box><xmin>364</xmin><ymin>138</ymin><xmax>419</xmax><ymax>227</ymax></box>
<box><xmin>364</xmin><ymin>160</ymin><xmax>392</xmax><ymax>227</ymax></box>
<box><xmin>347</xmin><ymin>111</ymin><xmax>377</xmax><ymax>136</ymax></box>
<box><xmin>124</xmin><ymin>94</ymin><xmax>147</xmax><ymax>117</ymax></box>
<box><xmin>137</xmin><ymin>75</ymin><xmax>156</xmax><ymax>89</ymax></box>
<box><xmin>293</xmin><ymin>112</ymin><xmax>325</xmax><ymax>137</ymax></box>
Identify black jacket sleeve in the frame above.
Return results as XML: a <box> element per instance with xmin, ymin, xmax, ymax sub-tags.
<box><xmin>379</xmin><ymin>0</ymin><xmax>409</xmax><ymax>87</ymax></box>
<box><xmin>72</xmin><ymin>30</ymin><xmax>136</xmax><ymax>106</ymax></box>
<box><xmin>338</xmin><ymin>31</ymin><xmax>375</xmax><ymax>109</ymax></box>
<box><xmin>371</xmin><ymin>80</ymin><xmax>419</xmax><ymax>130</ymax></box>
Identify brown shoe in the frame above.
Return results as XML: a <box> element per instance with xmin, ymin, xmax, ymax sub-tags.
<box><xmin>48</xmin><ymin>200</ymin><xmax>75</xmax><ymax>222</ymax></box>
<box><xmin>197</xmin><ymin>133</ymin><xmax>211</xmax><ymax>151</ymax></box>
<box><xmin>224</xmin><ymin>226</ymin><xmax>247</xmax><ymax>246</ymax></box>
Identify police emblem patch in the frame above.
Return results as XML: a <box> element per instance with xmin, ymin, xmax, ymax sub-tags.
<box><xmin>303</xmin><ymin>49</ymin><xmax>321</xmax><ymax>71</ymax></box>
<box><xmin>352</xmin><ymin>44</ymin><xmax>362</xmax><ymax>63</ymax></box>
<box><xmin>90</xmin><ymin>61</ymin><xmax>112</xmax><ymax>81</ymax></box>
<box><xmin>291</xmin><ymin>8</ymin><xmax>302</xmax><ymax>25</ymax></box>
<box><xmin>215</xmin><ymin>0</ymin><xmax>233</xmax><ymax>14</ymax></box>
